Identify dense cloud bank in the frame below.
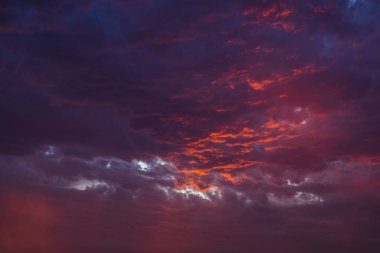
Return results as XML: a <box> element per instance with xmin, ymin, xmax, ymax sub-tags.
<box><xmin>1</xmin><ymin>0</ymin><xmax>380</xmax><ymax>252</ymax></box>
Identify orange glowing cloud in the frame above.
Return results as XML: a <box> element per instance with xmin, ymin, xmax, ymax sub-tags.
<box><xmin>247</xmin><ymin>79</ymin><xmax>272</xmax><ymax>90</ymax></box>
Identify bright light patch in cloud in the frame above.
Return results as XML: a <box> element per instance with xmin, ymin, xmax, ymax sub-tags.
<box><xmin>157</xmin><ymin>185</ymin><xmax>170</xmax><ymax>196</ymax></box>
<box><xmin>44</xmin><ymin>145</ymin><xmax>56</xmax><ymax>156</ymax></box>
<box><xmin>285</xmin><ymin>177</ymin><xmax>310</xmax><ymax>187</ymax></box>
<box><xmin>158</xmin><ymin>185</ymin><xmax>223</xmax><ymax>202</ymax></box>
<box><xmin>134</xmin><ymin>160</ymin><xmax>150</xmax><ymax>171</ymax></box>
<box><xmin>174</xmin><ymin>186</ymin><xmax>212</xmax><ymax>201</ymax></box>
<box><xmin>155</xmin><ymin>158</ymin><xmax>168</xmax><ymax>166</ymax></box>
<box><xmin>178</xmin><ymin>186</ymin><xmax>222</xmax><ymax>201</ymax></box>
<box><xmin>206</xmin><ymin>186</ymin><xmax>223</xmax><ymax>199</ymax></box>
<box><xmin>267</xmin><ymin>192</ymin><xmax>324</xmax><ymax>207</ymax></box>
<box><xmin>68</xmin><ymin>179</ymin><xmax>110</xmax><ymax>191</ymax></box>
<box><xmin>286</xmin><ymin>179</ymin><xmax>299</xmax><ymax>187</ymax></box>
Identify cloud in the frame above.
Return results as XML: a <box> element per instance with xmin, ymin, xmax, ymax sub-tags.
<box><xmin>267</xmin><ymin>192</ymin><xmax>324</xmax><ymax>207</ymax></box>
<box><xmin>67</xmin><ymin>179</ymin><xmax>113</xmax><ymax>192</ymax></box>
<box><xmin>1</xmin><ymin>0</ymin><xmax>380</xmax><ymax>252</ymax></box>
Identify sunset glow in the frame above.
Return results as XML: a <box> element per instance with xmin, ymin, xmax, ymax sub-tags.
<box><xmin>1</xmin><ymin>0</ymin><xmax>380</xmax><ymax>252</ymax></box>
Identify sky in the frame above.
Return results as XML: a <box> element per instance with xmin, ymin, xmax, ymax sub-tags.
<box><xmin>1</xmin><ymin>0</ymin><xmax>380</xmax><ymax>252</ymax></box>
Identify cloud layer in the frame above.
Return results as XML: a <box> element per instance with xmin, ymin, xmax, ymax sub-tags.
<box><xmin>1</xmin><ymin>0</ymin><xmax>380</xmax><ymax>252</ymax></box>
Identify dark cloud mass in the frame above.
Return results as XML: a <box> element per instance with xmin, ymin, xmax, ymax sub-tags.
<box><xmin>1</xmin><ymin>0</ymin><xmax>380</xmax><ymax>252</ymax></box>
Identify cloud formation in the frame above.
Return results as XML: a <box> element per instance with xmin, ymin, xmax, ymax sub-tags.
<box><xmin>1</xmin><ymin>0</ymin><xmax>380</xmax><ymax>252</ymax></box>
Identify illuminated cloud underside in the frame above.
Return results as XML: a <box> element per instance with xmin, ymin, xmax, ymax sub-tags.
<box><xmin>68</xmin><ymin>179</ymin><xmax>111</xmax><ymax>191</ymax></box>
<box><xmin>267</xmin><ymin>192</ymin><xmax>324</xmax><ymax>207</ymax></box>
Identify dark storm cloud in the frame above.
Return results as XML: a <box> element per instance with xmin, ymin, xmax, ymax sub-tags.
<box><xmin>1</xmin><ymin>150</ymin><xmax>380</xmax><ymax>253</ymax></box>
<box><xmin>1</xmin><ymin>0</ymin><xmax>380</xmax><ymax>252</ymax></box>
